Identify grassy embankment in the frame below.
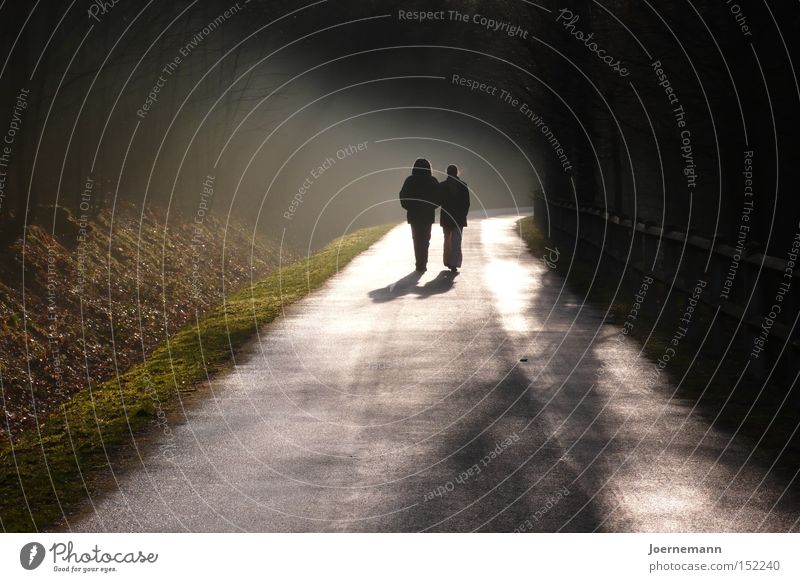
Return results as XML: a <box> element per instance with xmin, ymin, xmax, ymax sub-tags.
<box><xmin>0</xmin><ymin>223</ymin><xmax>394</xmax><ymax>531</ymax></box>
<box><xmin>517</xmin><ymin>216</ymin><xmax>798</xmax><ymax>466</ymax></box>
<box><xmin>1</xmin><ymin>205</ymin><xmax>286</xmax><ymax>440</ymax></box>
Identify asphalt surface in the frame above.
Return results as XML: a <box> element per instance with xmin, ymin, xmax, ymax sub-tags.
<box><xmin>61</xmin><ymin>215</ymin><xmax>799</xmax><ymax>532</ymax></box>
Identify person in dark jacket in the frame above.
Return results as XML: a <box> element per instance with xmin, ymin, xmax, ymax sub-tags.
<box><xmin>439</xmin><ymin>164</ymin><xmax>470</xmax><ymax>272</ymax></box>
<box><xmin>399</xmin><ymin>158</ymin><xmax>440</xmax><ymax>272</ymax></box>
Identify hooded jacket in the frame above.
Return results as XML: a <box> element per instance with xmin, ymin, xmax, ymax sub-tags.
<box><xmin>399</xmin><ymin>159</ymin><xmax>440</xmax><ymax>224</ymax></box>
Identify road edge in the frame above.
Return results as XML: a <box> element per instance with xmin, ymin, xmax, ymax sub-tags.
<box><xmin>0</xmin><ymin>223</ymin><xmax>396</xmax><ymax>532</ymax></box>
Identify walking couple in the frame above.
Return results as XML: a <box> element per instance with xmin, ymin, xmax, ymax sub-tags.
<box><xmin>399</xmin><ymin>158</ymin><xmax>470</xmax><ymax>273</ymax></box>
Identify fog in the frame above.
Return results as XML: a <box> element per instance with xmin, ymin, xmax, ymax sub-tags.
<box><xmin>4</xmin><ymin>0</ymin><xmax>797</xmax><ymax>254</ymax></box>
<box><xmin>224</xmin><ymin>99</ymin><xmax>540</xmax><ymax>249</ymax></box>
<box><xmin>170</xmin><ymin>46</ymin><xmax>545</xmax><ymax>250</ymax></box>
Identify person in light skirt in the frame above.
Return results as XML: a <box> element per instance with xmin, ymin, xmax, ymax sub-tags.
<box><xmin>438</xmin><ymin>165</ymin><xmax>470</xmax><ymax>272</ymax></box>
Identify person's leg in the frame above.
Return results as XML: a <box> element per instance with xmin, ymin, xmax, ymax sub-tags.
<box><xmin>452</xmin><ymin>226</ymin><xmax>463</xmax><ymax>268</ymax></box>
<box><xmin>411</xmin><ymin>222</ymin><xmax>431</xmax><ymax>270</ymax></box>
<box><xmin>410</xmin><ymin>223</ymin><xmax>422</xmax><ymax>269</ymax></box>
<box><xmin>442</xmin><ymin>226</ymin><xmax>453</xmax><ymax>267</ymax></box>
<box><xmin>419</xmin><ymin>222</ymin><xmax>431</xmax><ymax>268</ymax></box>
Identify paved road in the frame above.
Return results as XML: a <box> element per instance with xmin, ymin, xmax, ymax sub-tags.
<box><xmin>62</xmin><ymin>215</ymin><xmax>798</xmax><ymax>532</ymax></box>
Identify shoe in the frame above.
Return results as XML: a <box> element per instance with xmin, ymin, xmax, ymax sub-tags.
<box><xmin>450</xmin><ymin>267</ymin><xmax>458</xmax><ymax>273</ymax></box>
<box><xmin>416</xmin><ymin>266</ymin><xmax>427</xmax><ymax>273</ymax></box>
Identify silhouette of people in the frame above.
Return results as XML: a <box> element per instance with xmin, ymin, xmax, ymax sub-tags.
<box><xmin>439</xmin><ymin>164</ymin><xmax>470</xmax><ymax>272</ymax></box>
<box><xmin>399</xmin><ymin>158</ymin><xmax>440</xmax><ymax>272</ymax></box>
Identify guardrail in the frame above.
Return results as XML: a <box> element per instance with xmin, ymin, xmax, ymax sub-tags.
<box><xmin>534</xmin><ymin>195</ymin><xmax>799</xmax><ymax>382</ymax></box>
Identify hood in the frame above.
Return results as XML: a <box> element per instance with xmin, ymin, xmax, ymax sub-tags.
<box><xmin>411</xmin><ymin>158</ymin><xmax>432</xmax><ymax>177</ymax></box>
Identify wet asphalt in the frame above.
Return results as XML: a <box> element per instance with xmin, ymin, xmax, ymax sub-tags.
<box><xmin>60</xmin><ymin>215</ymin><xmax>799</xmax><ymax>532</ymax></box>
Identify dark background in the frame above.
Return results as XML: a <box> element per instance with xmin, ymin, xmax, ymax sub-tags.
<box><xmin>1</xmin><ymin>0</ymin><xmax>797</xmax><ymax>252</ymax></box>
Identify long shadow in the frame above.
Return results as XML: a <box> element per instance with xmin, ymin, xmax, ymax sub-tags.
<box><xmin>378</xmin><ymin>263</ymin><xmax>614</xmax><ymax>532</ymax></box>
<box><xmin>368</xmin><ymin>270</ymin><xmax>457</xmax><ymax>303</ymax></box>
<box><xmin>534</xmin><ymin>242</ymin><xmax>799</xmax><ymax>531</ymax></box>
<box><xmin>553</xmin><ymin>232</ymin><xmax>800</xmax><ymax>525</ymax></box>
<box><xmin>417</xmin><ymin>270</ymin><xmax>458</xmax><ymax>298</ymax></box>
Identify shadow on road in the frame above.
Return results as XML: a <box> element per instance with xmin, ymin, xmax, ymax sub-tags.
<box><xmin>368</xmin><ymin>270</ymin><xmax>457</xmax><ymax>303</ymax></box>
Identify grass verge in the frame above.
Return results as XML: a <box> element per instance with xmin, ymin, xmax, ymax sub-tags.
<box><xmin>0</xmin><ymin>223</ymin><xmax>395</xmax><ymax>532</ymax></box>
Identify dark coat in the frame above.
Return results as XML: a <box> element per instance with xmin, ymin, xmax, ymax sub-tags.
<box><xmin>399</xmin><ymin>167</ymin><xmax>440</xmax><ymax>224</ymax></box>
<box><xmin>439</xmin><ymin>176</ymin><xmax>470</xmax><ymax>228</ymax></box>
